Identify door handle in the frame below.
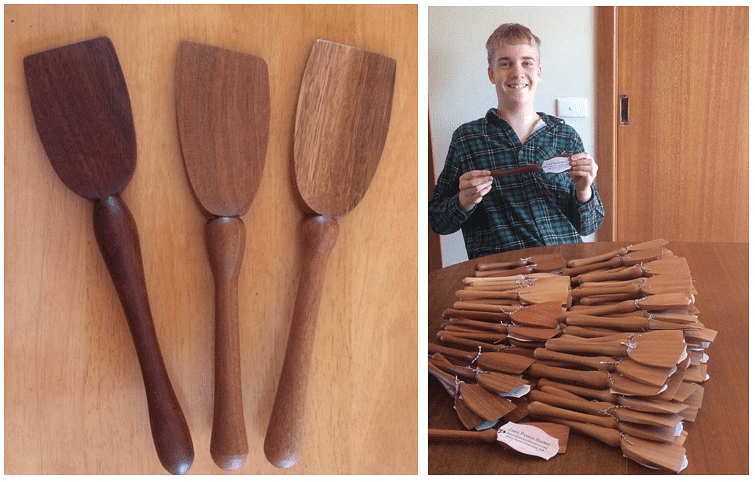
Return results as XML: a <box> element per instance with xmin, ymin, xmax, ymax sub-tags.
<box><xmin>620</xmin><ymin>95</ymin><xmax>629</xmax><ymax>126</ymax></box>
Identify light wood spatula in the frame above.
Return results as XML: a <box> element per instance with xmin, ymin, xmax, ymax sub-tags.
<box><xmin>264</xmin><ymin>39</ymin><xmax>396</xmax><ymax>469</ymax></box>
<box><xmin>24</xmin><ymin>37</ymin><xmax>193</xmax><ymax>475</ymax></box>
<box><xmin>428</xmin><ymin>421</ymin><xmax>570</xmax><ymax>454</ymax></box>
<box><xmin>175</xmin><ymin>40</ymin><xmax>270</xmax><ymax>471</ymax></box>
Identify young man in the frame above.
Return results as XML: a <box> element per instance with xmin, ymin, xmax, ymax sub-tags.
<box><xmin>429</xmin><ymin>23</ymin><xmax>604</xmax><ymax>259</ymax></box>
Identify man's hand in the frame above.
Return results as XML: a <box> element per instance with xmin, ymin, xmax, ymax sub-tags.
<box><xmin>458</xmin><ymin>170</ymin><xmax>493</xmax><ymax>212</ymax></box>
<box><xmin>569</xmin><ymin>152</ymin><xmax>598</xmax><ymax>203</ymax></box>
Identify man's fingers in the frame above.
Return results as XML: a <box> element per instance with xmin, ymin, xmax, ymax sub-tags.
<box><xmin>460</xmin><ymin>177</ymin><xmax>493</xmax><ymax>192</ymax></box>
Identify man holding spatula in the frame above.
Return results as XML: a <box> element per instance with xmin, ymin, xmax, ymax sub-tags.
<box><xmin>429</xmin><ymin>23</ymin><xmax>604</xmax><ymax>258</ymax></box>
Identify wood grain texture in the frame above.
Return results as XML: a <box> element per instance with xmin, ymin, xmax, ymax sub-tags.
<box><xmin>24</xmin><ymin>36</ymin><xmax>193</xmax><ymax>474</ymax></box>
<box><xmin>594</xmin><ymin>6</ymin><xmax>617</xmax><ymax>241</ymax></box>
<box><xmin>205</xmin><ymin>217</ymin><xmax>248</xmax><ymax>470</ymax></box>
<box><xmin>615</xmin><ymin>7</ymin><xmax>748</xmax><ymax>242</ymax></box>
<box><xmin>294</xmin><ymin>39</ymin><xmax>396</xmax><ymax>217</ymax></box>
<box><xmin>93</xmin><ymin>196</ymin><xmax>194</xmax><ymax>474</ymax></box>
<box><xmin>176</xmin><ymin>40</ymin><xmax>270</xmax><ymax>217</ymax></box>
<box><xmin>264</xmin><ymin>215</ymin><xmax>339</xmax><ymax>469</ymax></box>
<box><xmin>5</xmin><ymin>4</ymin><xmax>417</xmax><ymax>475</ymax></box>
<box><xmin>23</xmin><ymin>36</ymin><xmax>135</xmax><ymax>200</ymax></box>
<box><xmin>176</xmin><ymin>40</ymin><xmax>271</xmax><ymax>471</ymax></box>
<box><xmin>265</xmin><ymin>39</ymin><xmax>396</xmax><ymax>469</ymax></box>
<box><xmin>428</xmin><ymin>242</ymin><xmax>748</xmax><ymax>474</ymax></box>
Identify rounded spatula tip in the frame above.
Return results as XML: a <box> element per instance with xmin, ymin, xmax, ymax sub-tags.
<box><xmin>211</xmin><ymin>452</ymin><xmax>247</xmax><ymax>472</ymax></box>
<box><xmin>263</xmin><ymin>440</ymin><xmax>299</xmax><ymax>470</ymax></box>
<box><xmin>169</xmin><ymin>458</ymin><xmax>193</xmax><ymax>476</ymax></box>
<box><xmin>157</xmin><ymin>446</ymin><xmax>193</xmax><ymax>475</ymax></box>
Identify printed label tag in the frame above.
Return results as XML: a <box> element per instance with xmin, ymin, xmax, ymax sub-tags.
<box><xmin>501</xmin><ymin>384</ymin><xmax>530</xmax><ymax>399</ymax></box>
<box><xmin>542</xmin><ymin>156</ymin><xmax>571</xmax><ymax>173</ymax></box>
<box><xmin>497</xmin><ymin>422</ymin><xmax>559</xmax><ymax>460</ymax></box>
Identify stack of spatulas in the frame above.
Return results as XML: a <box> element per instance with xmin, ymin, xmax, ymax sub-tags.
<box><xmin>429</xmin><ymin>240</ymin><xmax>715</xmax><ymax>473</ymax></box>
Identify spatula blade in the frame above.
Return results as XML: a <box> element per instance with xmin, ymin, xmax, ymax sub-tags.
<box><xmin>176</xmin><ymin>41</ymin><xmax>270</xmax><ymax>217</ymax></box>
<box><xmin>294</xmin><ymin>39</ymin><xmax>396</xmax><ymax>217</ymax></box>
<box><xmin>24</xmin><ymin>36</ymin><xmax>136</xmax><ymax>200</ymax></box>
<box><xmin>458</xmin><ymin>383</ymin><xmax>517</xmax><ymax>422</ymax></box>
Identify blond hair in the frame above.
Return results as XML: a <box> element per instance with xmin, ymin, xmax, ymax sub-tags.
<box><xmin>486</xmin><ymin>23</ymin><xmax>541</xmax><ymax>66</ymax></box>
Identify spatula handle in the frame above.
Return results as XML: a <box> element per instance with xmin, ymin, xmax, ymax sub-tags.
<box><xmin>544</xmin><ymin>337</ymin><xmax>629</xmax><ymax>357</ymax></box>
<box><xmin>264</xmin><ymin>215</ymin><xmax>339</xmax><ymax>469</ymax></box>
<box><xmin>566</xmin><ymin>248</ymin><xmax>628</xmax><ymax>269</ymax></box>
<box><xmin>565</xmin><ymin>299</ymin><xmax>637</xmax><ymax>317</ymax></box>
<box><xmin>527</xmin><ymin>401</ymin><xmax>616</xmax><ymax>429</ymax></box>
<box><xmin>528</xmin><ymin>389</ymin><xmax>615</xmax><ymax>416</ymax></box>
<box><xmin>205</xmin><ymin>216</ymin><xmax>248</xmax><ymax>471</ymax></box>
<box><xmin>490</xmin><ymin>164</ymin><xmax>542</xmax><ymax>177</ymax></box>
<box><xmin>428</xmin><ymin>428</ymin><xmax>498</xmax><ymax>443</ymax></box>
<box><xmin>92</xmin><ymin>195</ymin><xmax>194</xmax><ymax>475</ymax></box>
<box><xmin>527</xmin><ymin>362</ymin><xmax>610</xmax><ymax>388</ymax></box>
<box><xmin>575</xmin><ymin>265</ymin><xmax>644</xmax><ymax>284</ymax></box>
<box><xmin>527</xmin><ymin>411</ymin><xmax>622</xmax><ymax>447</ymax></box>
<box><xmin>533</xmin><ymin>347</ymin><xmax>617</xmax><ymax>371</ymax></box>
<box><xmin>570</xmin><ymin>283</ymin><xmax>643</xmax><ymax>300</ymax></box>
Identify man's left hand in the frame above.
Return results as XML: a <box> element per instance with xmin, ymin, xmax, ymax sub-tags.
<box><xmin>569</xmin><ymin>152</ymin><xmax>598</xmax><ymax>203</ymax></box>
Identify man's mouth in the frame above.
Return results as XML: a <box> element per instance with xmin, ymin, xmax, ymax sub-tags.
<box><xmin>506</xmin><ymin>83</ymin><xmax>528</xmax><ymax>90</ymax></box>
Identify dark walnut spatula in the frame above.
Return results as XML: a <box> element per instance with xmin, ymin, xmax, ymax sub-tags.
<box><xmin>175</xmin><ymin>40</ymin><xmax>270</xmax><ymax>471</ymax></box>
<box><xmin>24</xmin><ymin>37</ymin><xmax>193</xmax><ymax>474</ymax></box>
<box><xmin>264</xmin><ymin>39</ymin><xmax>396</xmax><ymax>469</ymax></box>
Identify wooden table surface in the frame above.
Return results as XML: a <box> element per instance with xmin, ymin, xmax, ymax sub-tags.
<box><xmin>428</xmin><ymin>242</ymin><xmax>748</xmax><ymax>474</ymax></box>
<box><xmin>5</xmin><ymin>4</ymin><xmax>418</xmax><ymax>475</ymax></box>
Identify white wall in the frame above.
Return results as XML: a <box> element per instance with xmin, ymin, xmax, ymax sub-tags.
<box><xmin>429</xmin><ymin>6</ymin><xmax>596</xmax><ymax>267</ymax></box>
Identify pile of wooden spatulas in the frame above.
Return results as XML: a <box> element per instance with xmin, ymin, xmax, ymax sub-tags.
<box><xmin>429</xmin><ymin>240</ymin><xmax>715</xmax><ymax>473</ymax></box>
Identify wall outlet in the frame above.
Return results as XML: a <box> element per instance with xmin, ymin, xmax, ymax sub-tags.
<box><xmin>556</xmin><ymin>97</ymin><xmax>588</xmax><ymax>118</ymax></box>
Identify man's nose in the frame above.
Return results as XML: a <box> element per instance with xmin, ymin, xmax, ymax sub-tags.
<box><xmin>510</xmin><ymin>64</ymin><xmax>522</xmax><ymax>77</ymax></box>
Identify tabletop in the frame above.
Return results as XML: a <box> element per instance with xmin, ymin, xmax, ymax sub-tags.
<box><xmin>5</xmin><ymin>4</ymin><xmax>418</xmax><ymax>475</ymax></box>
<box><xmin>428</xmin><ymin>242</ymin><xmax>748</xmax><ymax>474</ymax></box>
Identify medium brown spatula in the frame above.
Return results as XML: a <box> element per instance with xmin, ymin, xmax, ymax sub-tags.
<box><xmin>24</xmin><ymin>37</ymin><xmax>193</xmax><ymax>475</ymax></box>
<box><xmin>264</xmin><ymin>39</ymin><xmax>396</xmax><ymax>469</ymax></box>
<box><xmin>175</xmin><ymin>40</ymin><xmax>270</xmax><ymax>471</ymax></box>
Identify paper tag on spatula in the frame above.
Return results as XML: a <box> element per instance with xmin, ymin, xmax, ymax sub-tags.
<box><xmin>542</xmin><ymin>156</ymin><xmax>571</xmax><ymax>173</ymax></box>
<box><xmin>497</xmin><ymin>422</ymin><xmax>559</xmax><ymax>460</ymax></box>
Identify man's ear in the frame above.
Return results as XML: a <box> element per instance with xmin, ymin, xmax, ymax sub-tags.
<box><xmin>488</xmin><ymin>66</ymin><xmax>494</xmax><ymax>83</ymax></box>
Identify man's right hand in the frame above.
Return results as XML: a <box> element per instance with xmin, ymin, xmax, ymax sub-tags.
<box><xmin>458</xmin><ymin>170</ymin><xmax>493</xmax><ymax>212</ymax></box>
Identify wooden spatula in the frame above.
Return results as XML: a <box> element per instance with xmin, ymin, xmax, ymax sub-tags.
<box><xmin>263</xmin><ymin>39</ymin><xmax>395</xmax><ymax>469</ymax></box>
<box><xmin>175</xmin><ymin>40</ymin><xmax>270</xmax><ymax>471</ymax></box>
<box><xmin>428</xmin><ymin>422</ymin><xmax>570</xmax><ymax>454</ymax></box>
<box><xmin>545</xmin><ymin>330</ymin><xmax>688</xmax><ymax>367</ymax></box>
<box><xmin>431</xmin><ymin>354</ymin><xmax>530</xmax><ymax>397</ymax></box>
<box><xmin>527</xmin><ymin>404</ymin><xmax>688</xmax><ymax>472</ymax></box>
<box><xmin>24</xmin><ymin>37</ymin><xmax>193</xmax><ymax>475</ymax></box>
<box><xmin>428</xmin><ymin>342</ymin><xmax>535</xmax><ymax>374</ymax></box>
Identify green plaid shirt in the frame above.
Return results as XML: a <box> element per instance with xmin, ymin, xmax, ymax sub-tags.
<box><xmin>429</xmin><ymin>109</ymin><xmax>604</xmax><ymax>259</ymax></box>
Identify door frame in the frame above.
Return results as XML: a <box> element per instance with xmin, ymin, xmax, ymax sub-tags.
<box><xmin>595</xmin><ymin>6</ymin><xmax>618</xmax><ymax>241</ymax></box>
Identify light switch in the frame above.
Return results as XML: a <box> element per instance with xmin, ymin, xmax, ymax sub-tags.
<box><xmin>556</xmin><ymin>97</ymin><xmax>588</xmax><ymax>118</ymax></box>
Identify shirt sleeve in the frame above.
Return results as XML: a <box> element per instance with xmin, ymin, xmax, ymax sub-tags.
<box><xmin>572</xmin><ymin>184</ymin><xmax>604</xmax><ymax>235</ymax></box>
<box><xmin>428</xmin><ymin>130</ymin><xmax>473</xmax><ymax>235</ymax></box>
<box><xmin>566</xmin><ymin>134</ymin><xmax>604</xmax><ymax>235</ymax></box>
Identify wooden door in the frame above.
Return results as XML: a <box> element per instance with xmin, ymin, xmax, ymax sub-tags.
<box><xmin>429</xmin><ymin>114</ymin><xmax>442</xmax><ymax>271</ymax></box>
<box><xmin>596</xmin><ymin>6</ymin><xmax>748</xmax><ymax>242</ymax></box>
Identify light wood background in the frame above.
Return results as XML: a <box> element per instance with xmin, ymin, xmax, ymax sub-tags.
<box><xmin>5</xmin><ymin>4</ymin><xmax>418</xmax><ymax>475</ymax></box>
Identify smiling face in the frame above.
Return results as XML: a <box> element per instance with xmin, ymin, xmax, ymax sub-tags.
<box><xmin>488</xmin><ymin>42</ymin><xmax>542</xmax><ymax>111</ymax></box>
